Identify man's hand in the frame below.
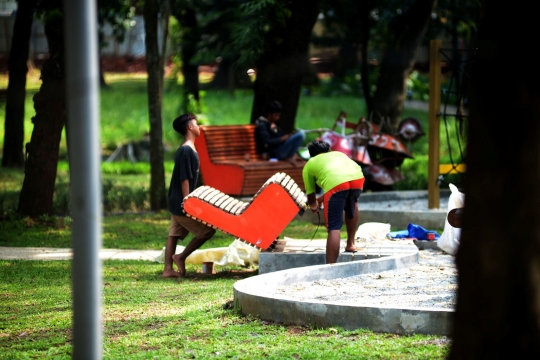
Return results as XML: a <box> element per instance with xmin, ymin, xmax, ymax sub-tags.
<box><xmin>281</xmin><ymin>134</ymin><xmax>290</xmax><ymax>141</ymax></box>
<box><xmin>310</xmin><ymin>200</ymin><xmax>320</xmax><ymax>214</ymax></box>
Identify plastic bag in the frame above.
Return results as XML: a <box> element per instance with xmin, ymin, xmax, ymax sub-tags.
<box><xmin>154</xmin><ymin>239</ymin><xmax>261</xmax><ymax>267</ymax></box>
<box><xmin>154</xmin><ymin>245</ymin><xmax>229</xmax><ymax>264</ymax></box>
<box><xmin>437</xmin><ymin>183</ymin><xmax>465</xmax><ymax>255</ymax></box>
<box><xmin>215</xmin><ymin>239</ymin><xmax>261</xmax><ymax>268</ymax></box>
<box><xmin>355</xmin><ymin>222</ymin><xmax>391</xmax><ymax>242</ymax></box>
<box><xmin>407</xmin><ymin>223</ymin><xmax>440</xmax><ymax>240</ymax></box>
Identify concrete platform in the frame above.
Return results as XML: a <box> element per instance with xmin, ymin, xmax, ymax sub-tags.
<box><xmin>235</xmin><ymin>239</ymin><xmax>453</xmax><ymax>336</ymax></box>
<box><xmin>259</xmin><ymin>238</ymin><xmax>419</xmax><ymax>274</ymax></box>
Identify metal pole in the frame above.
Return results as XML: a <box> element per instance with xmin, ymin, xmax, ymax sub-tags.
<box><xmin>428</xmin><ymin>39</ymin><xmax>442</xmax><ymax>209</ymax></box>
<box><xmin>63</xmin><ymin>1</ymin><xmax>102</xmax><ymax>359</ymax></box>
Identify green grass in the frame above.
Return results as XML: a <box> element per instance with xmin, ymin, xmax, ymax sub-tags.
<box><xmin>0</xmin><ymin>259</ymin><xmax>450</xmax><ymax>359</ymax></box>
<box><xmin>0</xmin><ymin>211</ymin><xmax>333</xmax><ymax>250</ymax></box>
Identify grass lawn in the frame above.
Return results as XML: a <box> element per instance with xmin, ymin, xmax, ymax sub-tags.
<box><xmin>0</xmin><ymin>259</ymin><xmax>450</xmax><ymax>359</ymax></box>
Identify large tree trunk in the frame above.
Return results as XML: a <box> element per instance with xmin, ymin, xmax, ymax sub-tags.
<box><xmin>2</xmin><ymin>0</ymin><xmax>37</xmax><ymax>168</ymax></box>
<box><xmin>210</xmin><ymin>58</ymin><xmax>252</xmax><ymax>92</ymax></box>
<box><xmin>250</xmin><ymin>1</ymin><xmax>321</xmax><ymax>134</ymax></box>
<box><xmin>370</xmin><ymin>0</ymin><xmax>436</xmax><ymax>128</ymax></box>
<box><xmin>449</xmin><ymin>2</ymin><xmax>540</xmax><ymax>358</ymax></box>
<box><xmin>17</xmin><ymin>13</ymin><xmax>65</xmax><ymax>218</ymax></box>
<box><xmin>144</xmin><ymin>0</ymin><xmax>167</xmax><ymax>211</ymax></box>
<box><xmin>360</xmin><ymin>6</ymin><xmax>373</xmax><ymax>112</ymax></box>
<box><xmin>171</xmin><ymin>4</ymin><xmax>200</xmax><ymax>114</ymax></box>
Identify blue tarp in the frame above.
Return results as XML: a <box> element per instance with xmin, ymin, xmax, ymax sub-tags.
<box><xmin>388</xmin><ymin>223</ymin><xmax>440</xmax><ymax>241</ymax></box>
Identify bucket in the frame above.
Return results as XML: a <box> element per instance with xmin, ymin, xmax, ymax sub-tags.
<box><xmin>202</xmin><ymin>262</ymin><xmax>214</xmax><ymax>274</ymax></box>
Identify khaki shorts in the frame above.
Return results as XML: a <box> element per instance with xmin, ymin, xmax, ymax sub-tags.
<box><xmin>168</xmin><ymin>215</ymin><xmax>216</xmax><ymax>240</ymax></box>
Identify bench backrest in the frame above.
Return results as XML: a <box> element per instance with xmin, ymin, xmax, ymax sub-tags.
<box><xmin>199</xmin><ymin>124</ymin><xmax>262</xmax><ymax>162</ymax></box>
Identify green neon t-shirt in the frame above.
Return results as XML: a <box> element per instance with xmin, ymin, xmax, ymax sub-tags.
<box><xmin>302</xmin><ymin>151</ymin><xmax>364</xmax><ymax>195</ymax></box>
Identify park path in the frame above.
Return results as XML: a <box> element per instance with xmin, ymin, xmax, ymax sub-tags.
<box><xmin>0</xmin><ymin>246</ymin><xmax>162</xmax><ymax>261</ymax></box>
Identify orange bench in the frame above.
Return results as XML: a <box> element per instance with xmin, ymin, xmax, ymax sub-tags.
<box><xmin>195</xmin><ymin>124</ymin><xmax>306</xmax><ymax>196</ymax></box>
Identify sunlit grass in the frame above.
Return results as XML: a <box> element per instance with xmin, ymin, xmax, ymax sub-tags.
<box><xmin>0</xmin><ymin>206</ymin><xmax>341</xmax><ymax>249</ymax></box>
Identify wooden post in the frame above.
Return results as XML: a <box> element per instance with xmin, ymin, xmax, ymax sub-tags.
<box><xmin>428</xmin><ymin>39</ymin><xmax>442</xmax><ymax>209</ymax></box>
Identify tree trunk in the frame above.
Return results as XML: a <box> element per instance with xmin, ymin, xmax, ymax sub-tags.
<box><xmin>17</xmin><ymin>13</ymin><xmax>65</xmax><ymax>218</ymax></box>
<box><xmin>211</xmin><ymin>58</ymin><xmax>252</xmax><ymax>91</ymax></box>
<box><xmin>449</xmin><ymin>2</ymin><xmax>540</xmax><ymax>358</ymax></box>
<box><xmin>360</xmin><ymin>9</ymin><xmax>373</xmax><ymax>112</ymax></box>
<box><xmin>171</xmin><ymin>5</ymin><xmax>200</xmax><ymax>114</ymax></box>
<box><xmin>2</xmin><ymin>0</ymin><xmax>36</xmax><ymax>168</ymax></box>
<box><xmin>370</xmin><ymin>0</ymin><xmax>436</xmax><ymax>128</ymax></box>
<box><xmin>333</xmin><ymin>42</ymin><xmax>358</xmax><ymax>81</ymax></box>
<box><xmin>144</xmin><ymin>0</ymin><xmax>167</xmax><ymax>211</ymax></box>
<box><xmin>250</xmin><ymin>0</ymin><xmax>321</xmax><ymax>134</ymax></box>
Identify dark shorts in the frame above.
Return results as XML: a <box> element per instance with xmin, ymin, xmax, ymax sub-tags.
<box><xmin>323</xmin><ymin>178</ymin><xmax>364</xmax><ymax>231</ymax></box>
<box><xmin>168</xmin><ymin>215</ymin><xmax>216</xmax><ymax>240</ymax></box>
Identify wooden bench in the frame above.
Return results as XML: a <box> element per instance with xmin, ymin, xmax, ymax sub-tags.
<box><xmin>195</xmin><ymin>124</ymin><xmax>306</xmax><ymax>196</ymax></box>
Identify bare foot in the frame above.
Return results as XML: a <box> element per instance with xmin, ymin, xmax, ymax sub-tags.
<box><xmin>344</xmin><ymin>247</ymin><xmax>357</xmax><ymax>252</ymax></box>
<box><xmin>172</xmin><ymin>254</ymin><xmax>186</xmax><ymax>277</ymax></box>
<box><xmin>162</xmin><ymin>269</ymin><xmax>181</xmax><ymax>278</ymax></box>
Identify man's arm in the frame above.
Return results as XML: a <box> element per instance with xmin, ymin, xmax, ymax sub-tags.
<box><xmin>181</xmin><ymin>179</ymin><xmax>190</xmax><ymax>199</ymax></box>
<box><xmin>307</xmin><ymin>193</ymin><xmax>319</xmax><ymax>214</ymax></box>
<box><xmin>256</xmin><ymin>123</ymin><xmax>285</xmax><ymax>148</ymax></box>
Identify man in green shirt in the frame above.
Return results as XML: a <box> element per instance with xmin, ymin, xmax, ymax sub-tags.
<box><xmin>302</xmin><ymin>140</ymin><xmax>365</xmax><ymax>264</ymax></box>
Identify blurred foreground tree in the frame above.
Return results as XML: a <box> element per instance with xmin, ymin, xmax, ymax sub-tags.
<box><xmin>17</xmin><ymin>0</ymin><xmax>65</xmax><ymax>217</ymax></box>
<box><xmin>449</xmin><ymin>1</ymin><xmax>540</xmax><ymax>357</ymax></box>
<box><xmin>2</xmin><ymin>0</ymin><xmax>37</xmax><ymax>169</ymax></box>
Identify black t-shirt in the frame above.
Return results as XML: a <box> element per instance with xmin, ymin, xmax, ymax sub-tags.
<box><xmin>168</xmin><ymin>145</ymin><xmax>200</xmax><ymax>216</ymax></box>
<box><xmin>255</xmin><ymin>117</ymin><xmax>283</xmax><ymax>157</ymax></box>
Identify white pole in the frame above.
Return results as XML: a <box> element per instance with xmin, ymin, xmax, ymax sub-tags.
<box><xmin>63</xmin><ymin>0</ymin><xmax>102</xmax><ymax>358</ymax></box>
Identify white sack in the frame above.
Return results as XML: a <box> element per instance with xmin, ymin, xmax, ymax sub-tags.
<box><xmin>355</xmin><ymin>222</ymin><xmax>391</xmax><ymax>242</ymax></box>
<box><xmin>437</xmin><ymin>183</ymin><xmax>465</xmax><ymax>255</ymax></box>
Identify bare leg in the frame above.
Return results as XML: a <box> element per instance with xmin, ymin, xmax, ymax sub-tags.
<box><xmin>162</xmin><ymin>235</ymin><xmax>181</xmax><ymax>278</ymax></box>
<box><xmin>344</xmin><ymin>206</ymin><xmax>359</xmax><ymax>252</ymax></box>
<box><xmin>326</xmin><ymin>230</ymin><xmax>341</xmax><ymax>264</ymax></box>
<box><xmin>172</xmin><ymin>231</ymin><xmax>215</xmax><ymax>277</ymax></box>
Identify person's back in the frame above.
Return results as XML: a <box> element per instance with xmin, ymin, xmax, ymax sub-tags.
<box><xmin>303</xmin><ymin>140</ymin><xmax>365</xmax><ymax>264</ymax></box>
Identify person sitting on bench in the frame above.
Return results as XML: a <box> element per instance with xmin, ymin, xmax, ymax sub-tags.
<box><xmin>254</xmin><ymin>100</ymin><xmax>305</xmax><ymax>165</ymax></box>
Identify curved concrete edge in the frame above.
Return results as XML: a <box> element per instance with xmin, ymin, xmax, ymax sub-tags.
<box><xmin>234</xmin><ymin>250</ymin><xmax>454</xmax><ymax>335</ymax></box>
<box><xmin>357</xmin><ymin>209</ymin><xmax>446</xmax><ymax>231</ymax></box>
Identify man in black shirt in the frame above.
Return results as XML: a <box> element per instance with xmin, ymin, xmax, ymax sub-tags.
<box><xmin>162</xmin><ymin>113</ymin><xmax>216</xmax><ymax>278</ymax></box>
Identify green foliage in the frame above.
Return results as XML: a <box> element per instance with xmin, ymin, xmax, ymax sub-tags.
<box><xmin>232</xmin><ymin>0</ymin><xmax>291</xmax><ymax>66</ymax></box>
<box><xmin>393</xmin><ymin>154</ymin><xmax>429</xmax><ymax>191</ymax></box>
<box><xmin>102</xmin><ymin>179</ymin><xmax>149</xmax><ymax>213</ymax></box>
<box><xmin>97</xmin><ymin>0</ymin><xmax>136</xmax><ymax>46</ymax></box>
<box><xmin>407</xmin><ymin>71</ymin><xmax>430</xmax><ymax>101</ymax></box>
